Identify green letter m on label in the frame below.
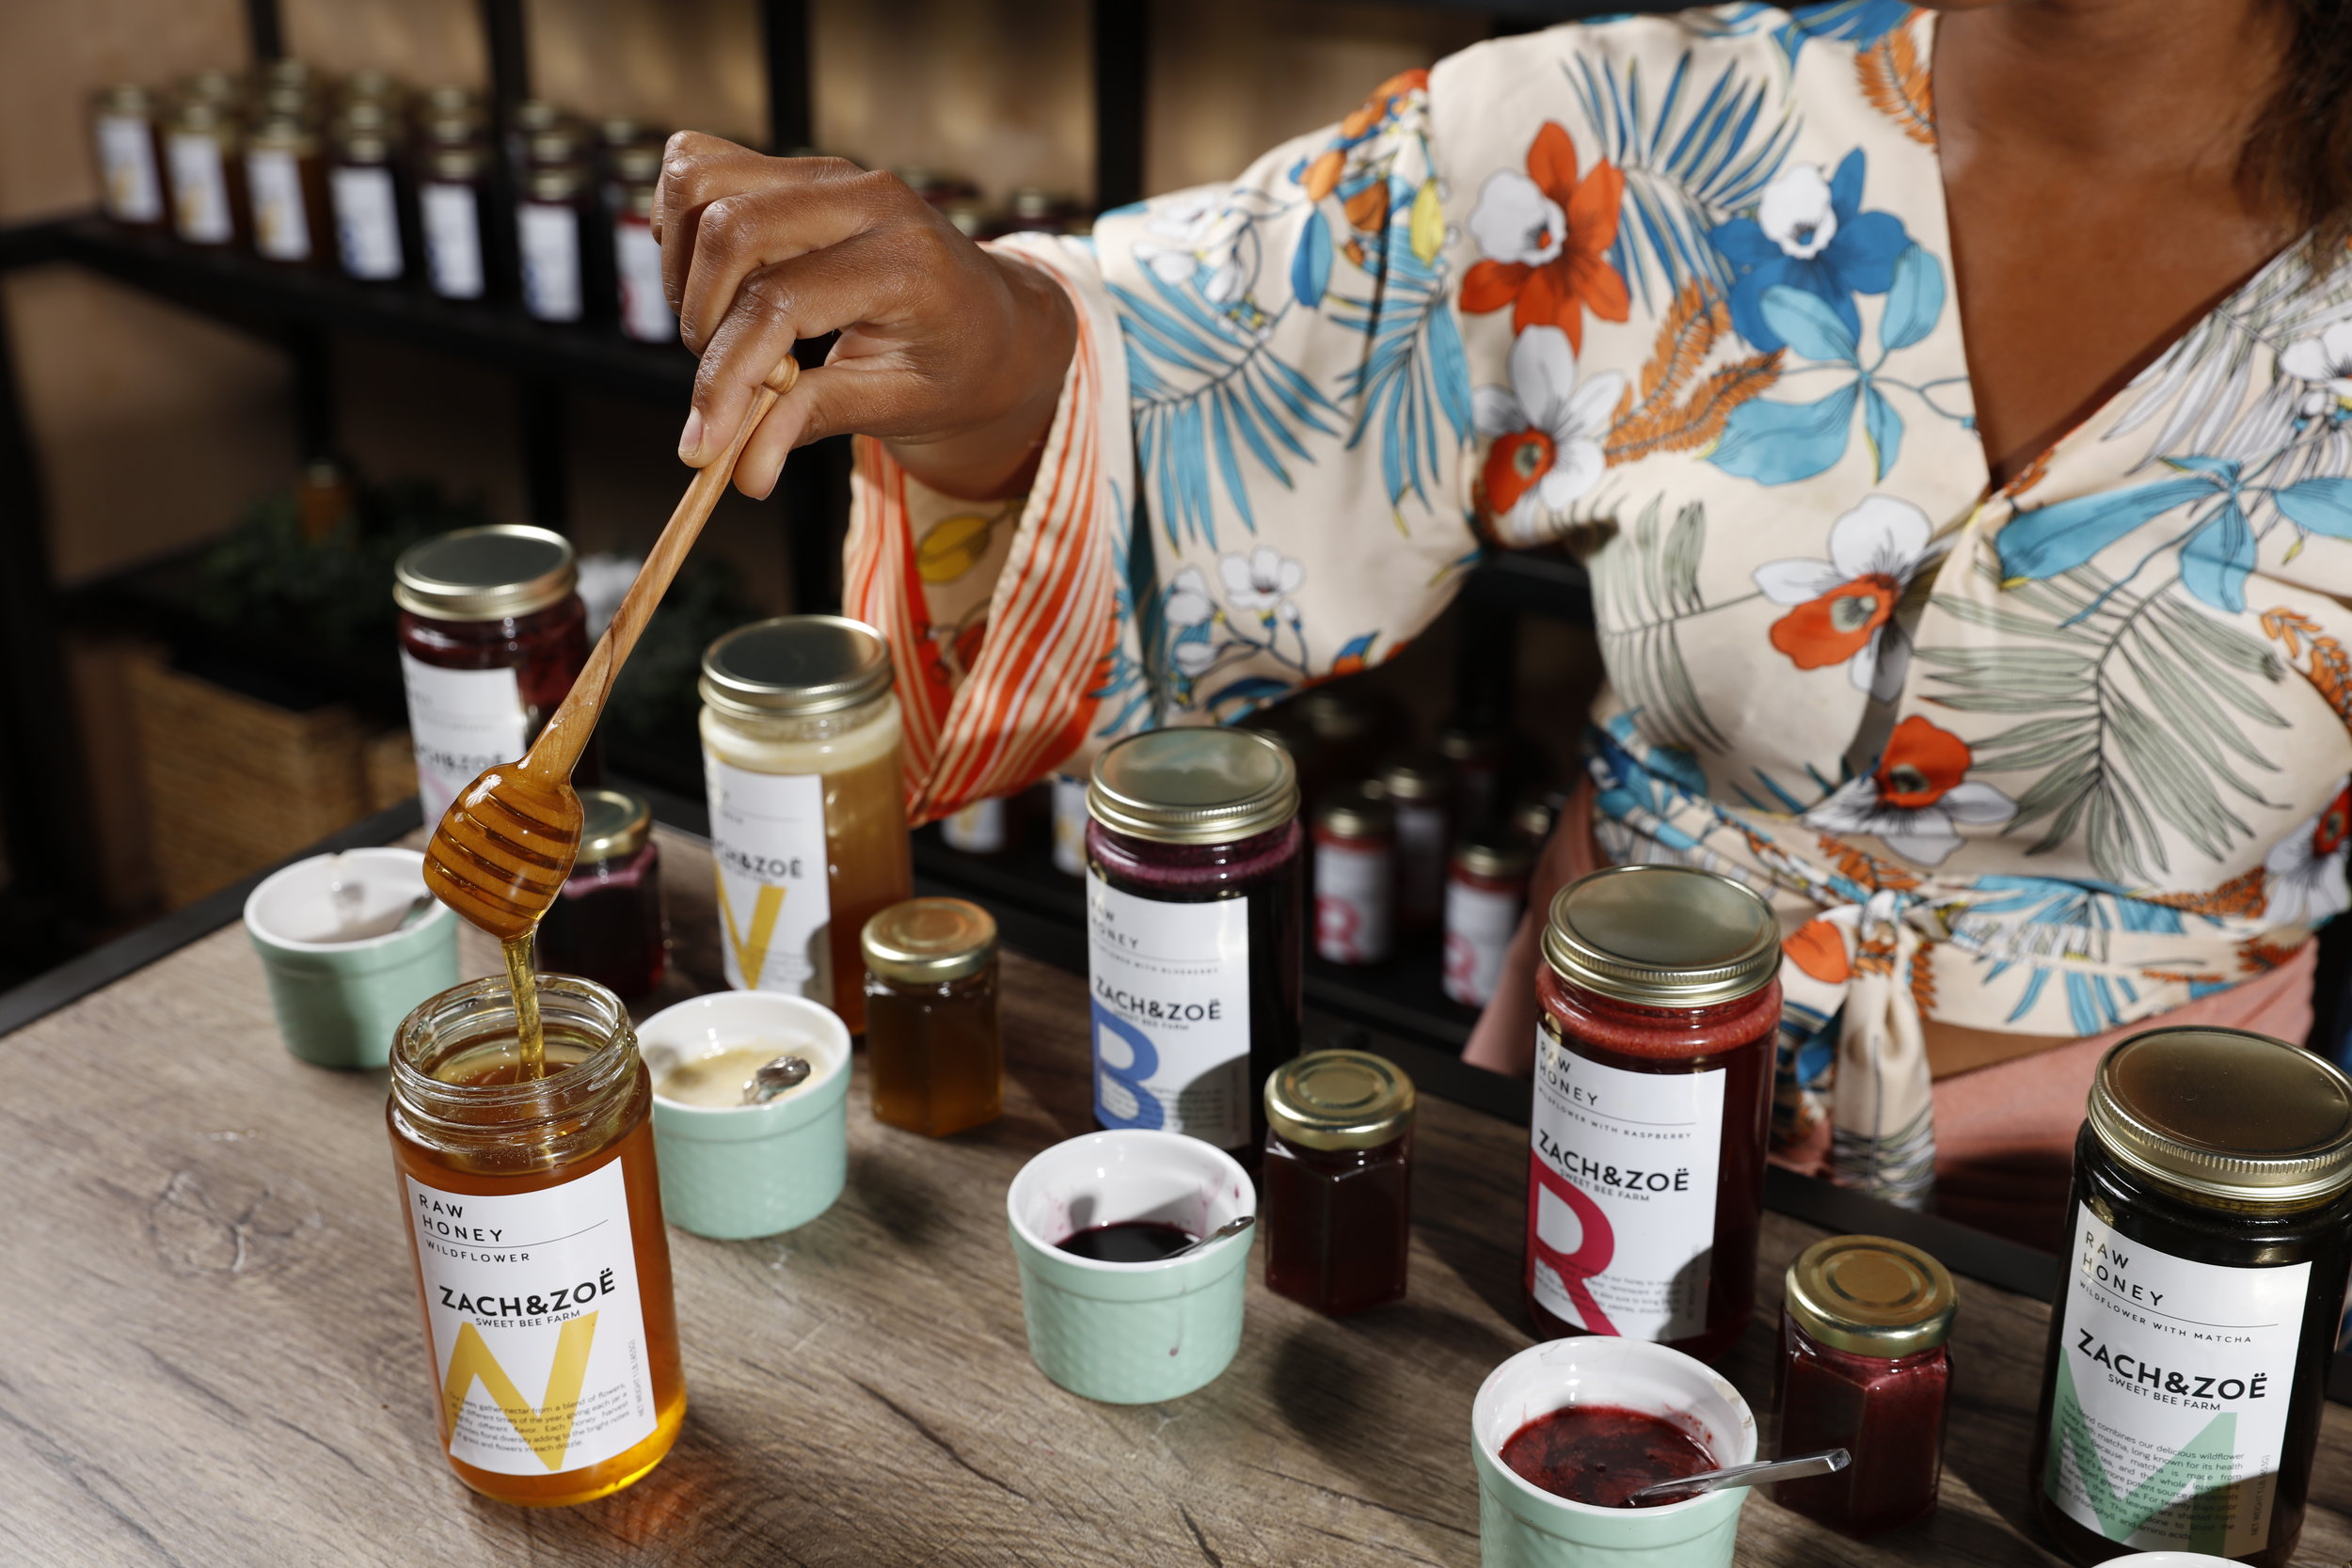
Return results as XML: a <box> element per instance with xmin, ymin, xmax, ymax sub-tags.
<box><xmin>2045</xmin><ymin>1357</ymin><xmax>2243</xmax><ymax>1551</ymax></box>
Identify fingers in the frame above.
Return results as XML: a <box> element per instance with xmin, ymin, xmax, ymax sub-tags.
<box><xmin>680</xmin><ymin>227</ymin><xmax>940</xmax><ymax>468</ymax></box>
<box><xmin>656</xmin><ymin>135</ymin><xmax>868</xmax><ymax>325</ymax></box>
<box><xmin>672</xmin><ymin>177</ymin><xmax>907</xmax><ymax>354</ymax></box>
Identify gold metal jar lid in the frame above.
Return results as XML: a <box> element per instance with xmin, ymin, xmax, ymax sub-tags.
<box><xmin>1541</xmin><ymin>863</ymin><xmax>1779</xmax><ymax>1009</ymax></box>
<box><xmin>1377</xmin><ymin>754</ymin><xmax>1447</xmax><ymax>802</ymax></box>
<box><xmin>576</xmin><ymin>788</ymin><xmax>652</xmax><ymax>865</ymax></box>
<box><xmin>96</xmin><ymin>84</ymin><xmax>155</xmax><ymax>116</ymax></box>
<box><xmin>1266</xmin><ymin>1050</ymin><xmax>1415</xmax><ymax>1151</ymax></box>
<box><xmin>1088</xmin><ymin>727</ymin><xmax>1298</xmax><ymax>846</ymax></box>
<box><xmin>862</xmin><ymin>897</ymin><xmax>997</xmax><ymax>986</ymax></box>
<box><xmin>1454</xmin><ymin>832</ymin><xmax>1531</xmax><ymax>882</ymax></box>
<box><xmin>1786</xmin><ymin>1235</ymin><xmax>1956</xmax><ymax>1357</ymax></box>
<box><xmin>699</xmin><ymin>615</ymin><xmax>895</xmax><ymax>721</ymax></box>
<box><xmin>393</xmin><ymin>524</ymin><xmax>578</xmax><ymax>621</ymax></box>
<box><xmin>1314</xmin><ymin>785</ymin><xmax>1392</xmax><ymax>841</ymax></box>
<box><xmin>2089</xmin><ymin>1027</ymin><xmax>2352</xmax><ymax>1206</ymax></box>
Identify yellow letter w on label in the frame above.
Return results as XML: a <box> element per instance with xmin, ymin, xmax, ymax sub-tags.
<box><xmin>441</xmin><ymin>1312</ymin><xmax>599</xmax><ymax>1471</ymax></box>
<box><xmin>716</xmin><ymin>871</ymin><xmax>787</xmax><ymax>989</ymax></box>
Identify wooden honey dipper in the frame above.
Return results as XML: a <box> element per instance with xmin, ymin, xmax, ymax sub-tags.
<box><xmin>422</xmin><ymin>356</ymin><xmax>801</xmax><ymax>944</ymax></box>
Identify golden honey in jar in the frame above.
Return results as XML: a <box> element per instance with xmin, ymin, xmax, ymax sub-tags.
<box><xmin>699</xmin><ymin>616</ymin><xmax>913</xmax><ymax>1034</ymax></box>
<box><xmin>862</xmin><ymin>896</ymin><xmax>1002</xmax><ymax>1136</ymax></box>
<box><xmin>388</xmin><ymin>974</ymin><xmax>684</xmax><ymax>1506</ymax></box>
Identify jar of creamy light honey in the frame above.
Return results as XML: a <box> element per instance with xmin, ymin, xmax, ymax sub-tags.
<box><xmin>699</xmin><ymin>616</ymin><xmax>913</xmax><ymax>1033</ymax></box>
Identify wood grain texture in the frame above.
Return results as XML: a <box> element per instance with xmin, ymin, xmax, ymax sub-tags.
<box><xmin>8</xmin><ymin>825</ymin><xmax>2352</xmax><ymax>1565</ymax></box>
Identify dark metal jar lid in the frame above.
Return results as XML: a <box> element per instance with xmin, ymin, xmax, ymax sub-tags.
<box><xmin>2090</xmin><ymin>1027</ymin><xmax>2352</xmax><ymax>1206</ymax></box>
<box><xmin>1785</xmin><ymin>1235</ymin><xmax>1956</xmax><ymax>1357</ymax></box>
<box><xmin>861</xmin><ymin>897</ymin><xmax>997</xmax><ymax>986</ymax></box>
<box><xmin>1541</xmin><ymin>863</ymin><xmax>1779</xmax><ymax>1009</ymax></box>
<box><xmin>393</xmin><ymin>524</ymin><xmax>578</xmax><ymax>621</ymax></box>
<box><xmin>1315</xmin><ymin>784</ymin><xmax>1393</xmax><ymax>841</ymax></box>
<box><xmin>575</xmin><ymin>788</ymin><xmax>652</xmax><ymax>865</ymax></box>
<box><xmin>1377</xmin><ymin>754</ymin><xmax>1447</xmax><ymax>802</ymax></box>
<box><xmin>1088</xmin><ymin>727</ymin><xmax>1298</xmax><ymax>846</ymax></box>
<box><xmin>1266</xmin><ymin>1050</ymin><xmax>1415</xmax><ymax>1151</ymax></box>
<box><xmin>699</xmin><ymin>615</ymin><xmax>895</xmax><ymax>721</ymax></box>
<box><xmin>1454</xmin><ymin>832</ymin><xmax>1531</xmax><ymax>882</ymax></box>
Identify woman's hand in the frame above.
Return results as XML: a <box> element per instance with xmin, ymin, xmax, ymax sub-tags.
<box><xmin>656</xmin><ymin>133</ymin><xmax>1077</xmax><ymax>500</ymax></box>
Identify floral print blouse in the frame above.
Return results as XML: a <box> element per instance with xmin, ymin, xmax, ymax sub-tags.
<box><xmin>845</xmin><ymin>1</ymin><xmax>2352</xmax><ymax>1206</ymax></box>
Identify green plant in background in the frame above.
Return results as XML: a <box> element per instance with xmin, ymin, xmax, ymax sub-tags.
<box><xmin>604</xmin><ymin>560</ymin><xmax>764</xmax><ymax>771</ymax></box>
<box><xmin>194</xmin><ymin>475</ymin><xmax>490</xmax><ymax>659</ymax></box>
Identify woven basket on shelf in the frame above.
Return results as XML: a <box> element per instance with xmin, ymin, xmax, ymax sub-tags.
<box><xmin>125</xmin><ymin>649</ymin><xmax>402</xmax><ymax>909</ymax></box>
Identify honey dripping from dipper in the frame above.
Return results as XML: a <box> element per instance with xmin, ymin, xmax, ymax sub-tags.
<box><xmin>420</xmin><ymin>355</ymin><xmax>803</xmax><ymax>1070</ymax></box>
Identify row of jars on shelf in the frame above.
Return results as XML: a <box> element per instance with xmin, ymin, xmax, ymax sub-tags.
<box><xmin>89</xmin><ymin>61</ymin><xmax>1089</xmax><ymax>342</ymax></box>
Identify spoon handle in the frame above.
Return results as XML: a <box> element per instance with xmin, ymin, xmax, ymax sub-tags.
<box><xmin>1625</xmin><ymin>1447</ymin><xmax>1849</xmax><ymax>1504</ymax></box>
<box><xmin>521</xmin><ymin>355</ymin><xmax>801</xmax><ymax>782</ymax></box>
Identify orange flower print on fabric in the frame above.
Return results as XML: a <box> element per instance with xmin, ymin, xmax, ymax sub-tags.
<box><xmin>1301</xmin><ymin>69</ymin><xmax>1430</xmax><ymax>202</ymax></box>
<box><xmin>1754</xmin><ymin>495</ymin><xmax>1939</xmax><ymax>700</ymax></box>
<box><xmin>1462</xmin><ymin>122</ymin><xmax>1629</xmax><ymax>352</ymax></box>
<box><xmin>1803</xmin><ymin>715</ymin><xmax>2015</xmax><ymax>866</ymax></box>
<box><xmin>1784</xmin><ymin>918</ymin><xmax>1851</xmax><ymax>984</ymax></box>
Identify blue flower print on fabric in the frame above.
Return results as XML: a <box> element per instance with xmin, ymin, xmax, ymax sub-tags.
<box><xmin>1711</xmin><ymin>150</ymin><xmax>1910</xmax><ymax>356</ymax></box>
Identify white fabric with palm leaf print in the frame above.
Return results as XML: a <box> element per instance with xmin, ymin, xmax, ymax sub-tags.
<box><xmin>857</xmin><ymin>2</ymin><xmax>2352</xmax><ymax>1208</ymax></box>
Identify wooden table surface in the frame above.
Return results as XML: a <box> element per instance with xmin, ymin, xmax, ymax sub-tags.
<box><xmin>10</xmin><ymin>827</ymin><xmax>2352</xmax><ymax>1566</ymax></box>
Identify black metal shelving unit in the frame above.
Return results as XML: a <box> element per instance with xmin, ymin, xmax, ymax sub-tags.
<box><xmin>0</xmin><ymin>0</ymin><xmax>1613</xmax><ymax>985</ymax></box>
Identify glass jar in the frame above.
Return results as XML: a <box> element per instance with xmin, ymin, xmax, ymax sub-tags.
<box><xmin>861</xmin><ymin>897</ymin><xmax>1002</xmax><ymax>1137</ymax></box>
<box><xmin>1528</xmin><ymin>864</ymin><xmax>1780</xmax><ymax>1364</ymax></box>
<box><xmin>537</xmin><ymin>788</ymin><xmax>666</xmax><ymax>1001</ymax></box>
<box><xmin>612</xmin><ymin>144</ymin><xmax>675</xmax><ymax>344</ymax></box>
<box><xmin>1085</xmin><ymin>727</ymin><xmax>1304</xmax><ymax>1162</ymax></box>
<box><xmin>940</xmin><ymin>796</ymin><xmax>1009</xmax><ymax>855</ymax></box>
<box><xmin>1377</xmin><ymin>754</ymin><xmax>1449</xmax><ymax>929</ymax></box>
<box><xmin>519</xmin><ymin>163</ymin><xmax>588</xmax><ymax>323</ymax></box>
<box><xmin>1051</xmin><ymin>770</ymin><xmax>1089</xmax><ymax>876</ymax></box>
<box><xmin>1439</xmin><ymin>722</ymin><xmax>1505</xmax><ymax>832</ymax></box>
<box><xmin>92</xmin><ymin>85</ymin><xmax>166</xmax><ymax>229</ymax></box>
<box><xmin>1772</xmin><ymin>1235</ymin><xmax>1956</xmax><ymax>1538</ymax></box>
<box><xmin>2028</xmin><ymin>1027</ymin><xmax>2352</xmax><ymax>1567</ymax></box>
<box><xmin>1312</xmin><ymin>786</ymin><xmax>1393</xmax><ymax>966</ymax></box>
<box><xmin>394</xmin><ymin>525</ymin><xmax>594</xmax><ymax>822</ymax></box>
<box><xmin>387</xmin><ymin>974</ymin><xmax>685</xmax><ymax>1506</ymax></box>
<box><xmin>1263</xmin><ymin>1050</ymin><xmax>1414</xmax><ymax>1315</ymax></box>
<box><xmin>419</xmin><ymin>142</ymin><xmax>488</xmax><ymax>301</ymax></box>
<box><xmin>328</xmin><ymin>119</ymin><xmax>407</xmax><ymax>282</ymax></box>
<box><xmin>699</xmin><ymin>616</ymin><xmax>913</xmax><ymax>1034</ymax></box>
<box><xmin>165</xmin><ymin>93</ymin><xmax>243</xmax><ymax>248</ymax></box>
<box><xmin>245</xmin><ymin>114</ymin><xmax>329</xmax><ymax>265</ymax></box>
<box><xmin>1442</xmin><ymin>831</ymin><xmax>1530</xmax><ymax>1008</ymax></box>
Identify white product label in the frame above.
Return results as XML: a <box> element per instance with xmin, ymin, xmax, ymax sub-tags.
<box><xmin>1051</xmin><ymin>774</ymin><xmax>1088</xmax><ymax>877</ymax></box>
<box><xmin>400</xmin><ymin>653</ymin><xmax>531</xmax><ymax>822</ymax></box>
<box><xmin>421</xmin><ymin>182</ymin><xmax>485</xmax><ymax>298</ymax></box>
<box><xmin>519</xmin><ymin>201</ymin><xmax>582</xmax><ymax>321</ymax></box>
<box><xmin>246</xmin><ymin>147</ymin><xmax>310</xmax><ymax>261</ymax></box>
<box><xmin>704</xmin><ymin>757</ymin><xmax>832</xmax><ymax>999</ymax></box>
<box><xmin>1442</xmin><ymin>878</ymin><xmax>1520</xmax><ymax>1007</ymax></box>
<box><xmin>1087</xmin><ymin>871</ymin><xmax>1251</xmax><ymax>1148</ymax></box>
<box><xmin>167</xmin><ymin>133</ymin><xmax>230</xmax><ymax>244</ymax></box>
<box><xmin>614</xmin><ymin>218</ymin><xmax>675</xmax><ymax>343</ymax></box>
<box><xmin>96</xmin><ymin>114</ymin><xmax>162</xmax><ymax>222</ymax></box>
<box><xmin>940</xmin><ymin>797</ymin><xmax>1007</xmax><ymax>853</ymax></box>
<box><xmin>1395</xmin><ymin>800</ymin><xmax>1447</xmax><ymax>922</ymax></box>
<box><xmin>2042</xmin><ymin>1205</ymin><xmax>2308</xmax><ymax>1557</ymax></box>
<box><xmin>1314</xmin><ymin>840</ymin><xmax>1392</xmax><ymax>964</ymax></box>
<box><xmin>331</xmin><ymin>164</ymin><xmax>403</xmax><ymax>279</ymax></box>
<box><xmin>1527</xmin><ymin>1030</ymin><xmax>1724</xmax><ymax>1342</ymax></box>
<box><xmin>405</xmin><ymin>1162</ymin><xmax>658</xmax><ymax>1477</ymax></box>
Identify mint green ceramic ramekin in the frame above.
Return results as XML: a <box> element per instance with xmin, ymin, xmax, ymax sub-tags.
<box><xmin>244</xmin><ymin>848</ymin><xmax>459</xmax><ymax>1069</ymax></box>
<box><xmin>1471</xmin><ymin>1338</ymin><xmax>1756</xmax><ymax>1568</ymax></box>
<box><xmin>642</xmin><ymin>991</ymin><xmax>851</xmax><ymax>1240</ymax></box>
<box><xmin>1007</xmin><ymin>1130</ymin><xmax>1257</xmax><ymax>1404</ymax></box>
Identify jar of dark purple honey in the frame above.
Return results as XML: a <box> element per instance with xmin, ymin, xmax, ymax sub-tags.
<box><xmin>536</xmin><ymin>788</ymin><xmax>667</xmax><ymax>1001</ymax></box>
<box><xmin>1085</xmin><ymin>728</ymin><xmax>1303</xmax><ymax>1164</ymax></box>
<box><xmin>1773</xmin><ymin>1234</ymin><xmax>1955</xmax><ymax>1538</ymax></box>
<box><xmin>1528</xmin><ymin>864</ymin><xmax>1780</xmax><ymax>1365</ymax></box>
<box><xmin>1263</xmin><ymin>1050</ymin><xmax>1414</xmax><ymax>1315</ymax></box>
